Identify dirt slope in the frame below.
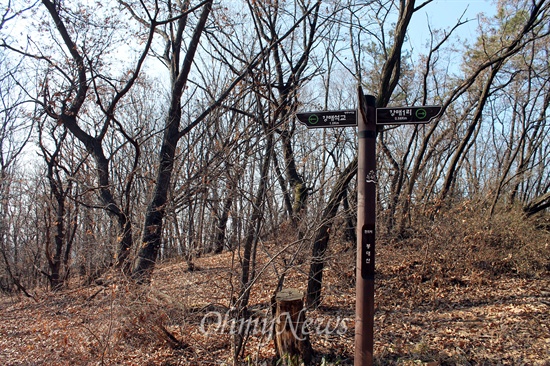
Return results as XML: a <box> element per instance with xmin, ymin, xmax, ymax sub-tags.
<box><xmin>1</xmin><ymin>241</ymin><xmax>549</xmax><ymax>365</ymax></box>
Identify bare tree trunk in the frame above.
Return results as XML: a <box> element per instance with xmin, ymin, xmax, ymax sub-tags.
<box><xmin>273</xmin><ymin>152</ymin><xmax>294</xmax><ymax>221</ymax></box>
<box><xmin>306</xmin><ymin>156</ymin><xmax>357</xmax><ymax>308</ymax></box>
<box><xmin>132</xmin><ymin>0</ymin><xmax>213</xmax><ymax>283</ymax></box>
<box><xmin>232</xmin><ymin>128</ymin><xmax>274</xmax><ymax>362</ymax></box>
<box><xmin>508</xmin><ymin>90</ymin><xmax>550</xmax><ymax>208</ymax></box>
<box><xmin>281</xmin><ymin>130</ymin><xmax>309</xmax><ymax>224</ymax></box>
<box><xmin>438</xmin><ymin>65</ymin><xmax>500</xmax><ymax>205</ymax></box>
<box><xmin>40</xmin><ymin>128</ymin><xmax>76</xmax><ymax>290</ymax></box>
<box><xmin>524</xmin><ymin>192</ymin><xmax>550</xmax><ymax>216</ymax></box>
<box><xmin>214</xmin><ymin>196</ymin><xmax>233</xmax><ymax>254</ymax></box>
<box><xmin>342</xmin><ymin>185</ymin><xmax>356</xmax><ymax>243</ymax></box>
<box><xmin>438</xmin><ymin>0</ymin><xmax>549</xmax><ymax>207</ymax></box>
<box><xmin>375</xmin><ymin>0</ymin><xmax>419</xmax><ymax>234</ymax></box>
<box><xmin>39</xmin><ymin>0</ymin><xmax>157</xmax><ymax>273</ymax></box>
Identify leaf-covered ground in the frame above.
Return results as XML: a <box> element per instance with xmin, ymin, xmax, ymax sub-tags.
<box><xmin>1</xmin><ymin>238</ymin><xmax>549</xmax><ymax>365</ymax></box>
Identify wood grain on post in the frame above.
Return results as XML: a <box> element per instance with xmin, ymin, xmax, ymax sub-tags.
<box><xmin>273</xmin><ymin>288</ymin><xmax>313</xmax><ymax>365</ymax></box>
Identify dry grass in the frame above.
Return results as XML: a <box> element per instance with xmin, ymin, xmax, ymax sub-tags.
<box><xmin>0</xmin><ymin>208</ymin><xmax>549</xmax><ymax>365</ymax></box>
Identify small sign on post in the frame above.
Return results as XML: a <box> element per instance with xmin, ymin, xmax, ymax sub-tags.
<box><xmin>376</xmin><ymin>106</ymin><xmax>442</xmax><ymax>125</ymax></box>
<box><xmin>361</xmin><ymin>224</ymin><xmax>375</xmax><ymax>279</ymax></box>
<box><xmin>296</xmin><ymin>110</ymin><xmax>356</xmax><ymax>128</ymax></box>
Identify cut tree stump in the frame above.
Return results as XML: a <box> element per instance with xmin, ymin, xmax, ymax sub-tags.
<box><xmin>273</xmin><ymin>288</ymin><xmax>313</xmax><ymax>365</ymax></box>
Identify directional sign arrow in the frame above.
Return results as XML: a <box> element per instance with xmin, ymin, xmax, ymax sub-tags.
<box><xmin>376</xmin><ymin>106</ymin><xmax>442</xmax><ymax>125</ymax></box>
<box><xmin>296</xmin><ymin>109</ymin><xmax>356</xmax><ymax>128</ymax></box>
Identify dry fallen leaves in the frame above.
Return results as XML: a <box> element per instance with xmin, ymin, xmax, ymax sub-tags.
<box><xmin>0</xmin><ymin>241</ymin><xmax>549</xmax><ymax>365</ymax></box>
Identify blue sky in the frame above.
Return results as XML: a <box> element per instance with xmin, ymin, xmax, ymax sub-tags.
<box><xmin>408</xmin><ymin>0</ymin><xmax>497</xmax><ymax>52</ymax></box>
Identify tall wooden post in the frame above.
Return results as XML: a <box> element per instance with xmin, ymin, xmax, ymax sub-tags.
<box><xmin>295</xmin><ymin>87</ymin><xmax>440</xmax><ymax>366</ymax></box>
<box><xmin>355</xmin><ymin>87</ymin><xmax>377</xmax><ymax>366</ymax></box>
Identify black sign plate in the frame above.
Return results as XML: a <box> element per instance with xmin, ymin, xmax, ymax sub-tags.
<box><xmin>296</xmin><ymin>110</ymin><xmax>356</xmax><ymax>128</ymax></box>
<box><xmin>361</xmin><ymin>224</ymin><xmax>375</xmax><ymax>279</ymax></box>
<box><xmin>376</xmin><ymin>106</ymin><xmax>442</xmax><ymax>125</ymax></box>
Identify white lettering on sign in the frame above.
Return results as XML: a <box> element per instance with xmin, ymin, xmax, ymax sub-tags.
<box><xmin>388</xmin><ymin>108</ymin><xmax>412</xmax><ymax>121</ymax></box>
<box><xmin>322</xmin><ymin>114</ymin><xmax>347</xmax><ymax>122</ymax></box>
<box><xmin>365</xmin><ymin>258</ymin><xmax>371</xmax><ymax>264</ymax></box>
<box><xmin>390</xmin><ymin>109</ymin><xmax>412</xmax><ymax>117</ymax></box>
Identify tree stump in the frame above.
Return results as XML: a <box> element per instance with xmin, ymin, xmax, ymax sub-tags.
<box><xmin>273</xmin><ymin>288</ymin><xmax>313</xmax><ymax>365</ymax></box>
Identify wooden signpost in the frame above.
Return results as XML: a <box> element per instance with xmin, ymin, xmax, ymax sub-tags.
<box><xmin>296</xmin><ymin>109</ymin><xmax>357</xmax><ymax>128</ymax></box>
<box><xmin>297</xmin><ymin>86</ymin><xmax>442</xmax><ymax>366</ymax></box>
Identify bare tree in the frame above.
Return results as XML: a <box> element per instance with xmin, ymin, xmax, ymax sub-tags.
<box><xmin>437</xmin><ymin>0</ymin><xmax>549</xmax><ymax>207</ymax></box>
<box><xmin>0</xmin><ymin>26</ymin><xmax>34</xmax><ymax>293</ymax></box>
<box><xmin>306</xmin><ymin>0</ymin><xmax>432</xmax><ymax>307</ymax></box>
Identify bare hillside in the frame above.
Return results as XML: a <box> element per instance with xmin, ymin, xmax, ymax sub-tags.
<box><xmin>1</xmin><ymin>214</ymin><xmax>549</xmax><ymax>365</ymax></box>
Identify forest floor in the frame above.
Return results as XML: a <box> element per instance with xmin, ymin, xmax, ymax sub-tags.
<box><xmin>1</xmin><ymin>226</ymin><xmax>550</xmax><ymax>365</ymax></box>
